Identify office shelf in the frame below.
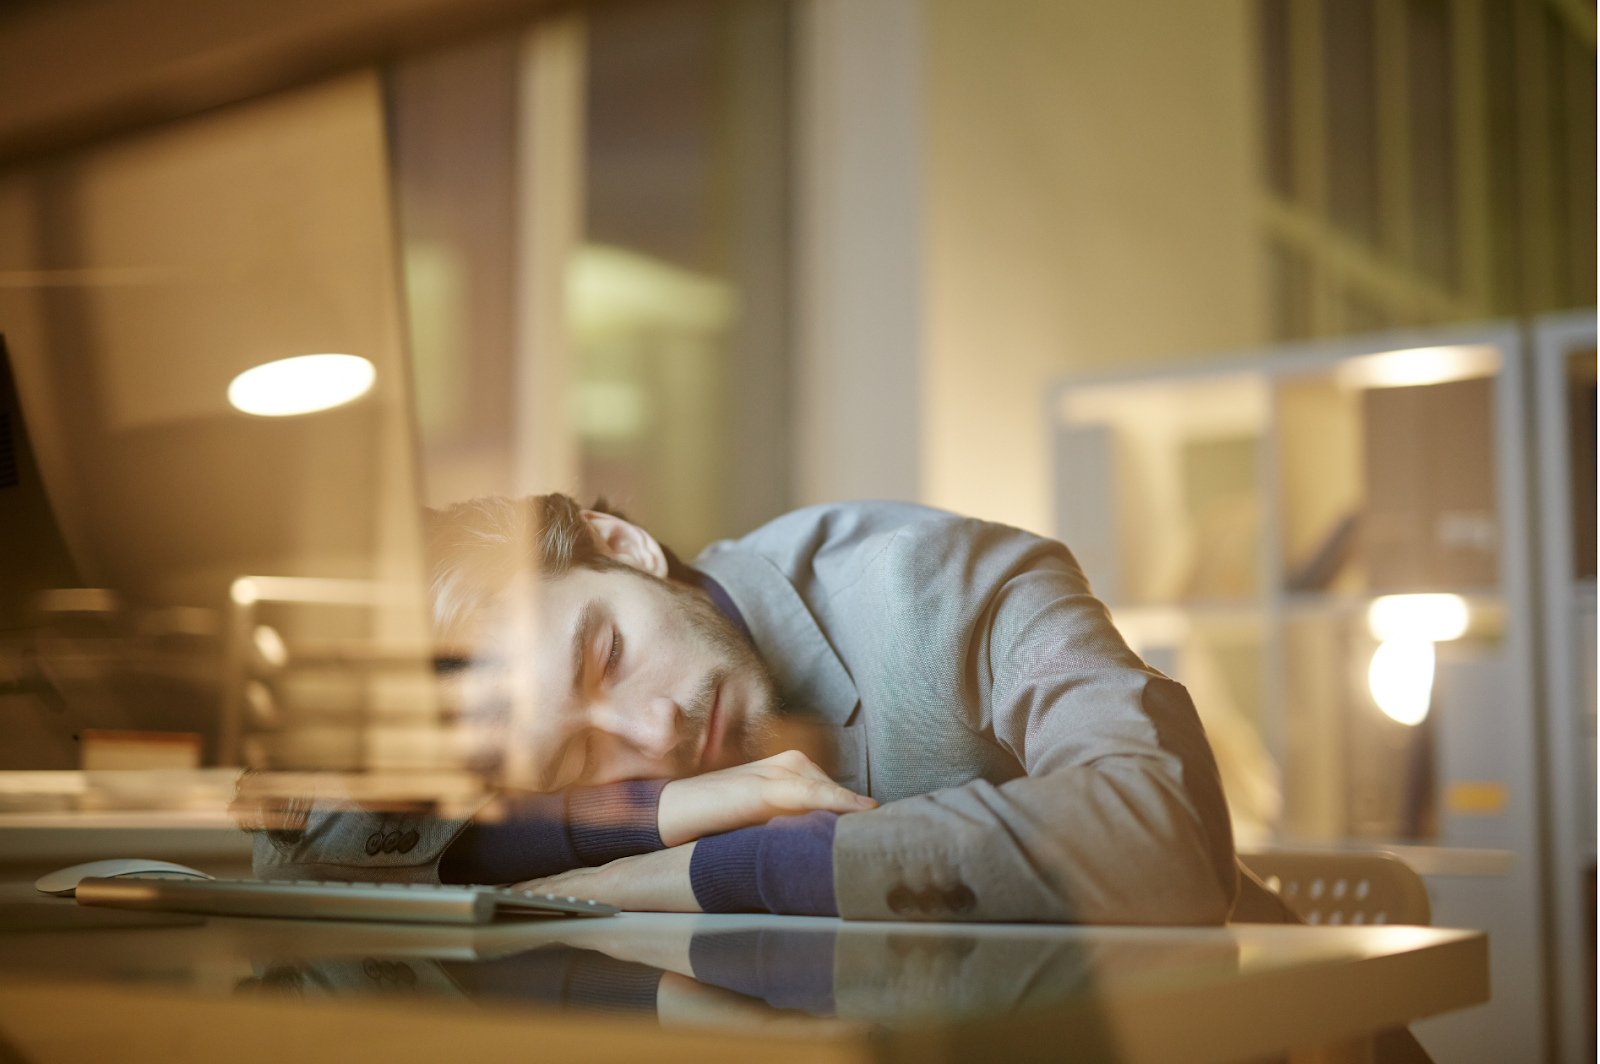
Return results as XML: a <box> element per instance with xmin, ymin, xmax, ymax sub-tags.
<box><xmin>1050</xmin><ymin>314</ymin><xmax>1595</xmax><ymax>1064</ymax></box>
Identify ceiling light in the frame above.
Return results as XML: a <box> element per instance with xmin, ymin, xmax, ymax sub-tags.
<box><xmin>227</xmin><ymin>354</ymin><xmax>375</xmax><ymax>417</ymax></box>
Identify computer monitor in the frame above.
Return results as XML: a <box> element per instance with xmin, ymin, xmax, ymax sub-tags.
<box><xmin>0</xmin><ymin>72</ymin><xmax>437</xmax><ymax>776</ymax></box>
<box><xmin>0</xmin><ymin>334</ymin><xmax>80</xmax><ymax>636</ymax></box>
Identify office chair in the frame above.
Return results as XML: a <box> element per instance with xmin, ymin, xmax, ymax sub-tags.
<box><xmin>1238</xmin><ymin>851</ymin><xmax>1432</xmax><ymax>926</ymax></box>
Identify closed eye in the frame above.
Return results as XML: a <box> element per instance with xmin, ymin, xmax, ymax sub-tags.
<box><xmin>605</xmin><ymin>627</ymin><xmax>623</xmax><ymax>678</ymax></box>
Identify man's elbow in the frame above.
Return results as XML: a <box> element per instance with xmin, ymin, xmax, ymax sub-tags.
<box><xmin>1073</xmin><ymin>773</ymin><xmax>1237</xmax><ymax>926</ymax></box>
<box><xmin>1076</xmin><ymin>868</ymin><xmax>1231</xmax><ymax>927</ymax></box>
<box><xmin>1135</xmin><ymin>878</ymin><xmax>1231</xmax><ymax>927</ymax></box>
<box><xmin>1069</xmin><ymin>824</ymin><xmax>1235</xmax><ymax>927</ymax></box>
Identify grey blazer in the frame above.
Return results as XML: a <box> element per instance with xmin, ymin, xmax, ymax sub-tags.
<box><xmin>256</xmin><ymin>502</ymin><xmax>1240</xmax><ymax>925</ymax></box>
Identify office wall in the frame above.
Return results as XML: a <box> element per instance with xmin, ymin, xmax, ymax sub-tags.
<box><xmin>794</xmin><ymin>0</ymin><xmax>924</xmax><ymax>507</ymax></box>
<box><xmin>921</xmin><ymin>0</ymin><xmax>1268</xmax><ymax>535</ymax></box>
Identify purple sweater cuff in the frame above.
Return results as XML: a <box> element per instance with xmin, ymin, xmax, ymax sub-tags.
<box><xmin>439</xmin><ymin>779</ymin><xmax>667</xmax><ymax>885</ymax></box>
<box><xmin>568</xmin><ymin>778</ymin><xmax>668</xmax><ymax>865</ymax></box>
<box><xmin>689</xmin><ymin>811</ymin><xmax>839</xmax><ymax>916</ymax></box>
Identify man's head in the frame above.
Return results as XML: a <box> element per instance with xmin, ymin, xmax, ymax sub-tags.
<box><xmin>426</xmin><ymin>494</ymin><xmax>779</xmax><ymax>790</ymax></box>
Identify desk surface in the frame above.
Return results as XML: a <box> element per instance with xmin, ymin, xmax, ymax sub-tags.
<box><xmin>0</xmin><ymin>881</ymin><xmax>1487</xmax><ymax>1064</ymax></box>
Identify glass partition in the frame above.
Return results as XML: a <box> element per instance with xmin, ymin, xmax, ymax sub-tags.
<box><xmin>0</xmin><ymin>72</ymin><xmax>455</xmax><ymax>822</ymax></box>
<box><xmin>0</xmin><ymin>1</ymin><xmax>799</xmax><ymax>824</ymax></box>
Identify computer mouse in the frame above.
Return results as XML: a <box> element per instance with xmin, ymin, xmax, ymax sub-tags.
<box><xmin>35</xmin><ymin>859</ymin><xmax>213</xmax><ymax>897</ymax></box>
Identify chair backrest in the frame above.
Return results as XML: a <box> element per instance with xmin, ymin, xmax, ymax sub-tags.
<box><xmin>1237</xmin><ymin>851</ymin><xmax>1432</xmax><ymax>926</ymax></box>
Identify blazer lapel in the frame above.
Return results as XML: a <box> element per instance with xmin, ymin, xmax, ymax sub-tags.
<box><xmin>693</xmin><ymin>549</ymin><xmax>859</xmax><ymax>726</ymax></box>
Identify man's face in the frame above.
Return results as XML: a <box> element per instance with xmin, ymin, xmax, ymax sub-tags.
<box><xmin>459</xmin><ymin>565</ymin><xmax>779</xmax><ymax>790</ymax></box>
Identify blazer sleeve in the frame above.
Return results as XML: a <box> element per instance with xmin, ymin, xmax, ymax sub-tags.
<box><xmin>252</xmin><ymin>797</ymin><xmax>484</xmax><ymax>883</ymax></box>
<box><xmin>830</xmin><ymin>548</ymin><xmax>1238</xmax><ymax>925</ymax></box>
<box><xmin>250</xmin><ymin>781</ymin><xmax>669</xmax><ymax>884</ymax></box>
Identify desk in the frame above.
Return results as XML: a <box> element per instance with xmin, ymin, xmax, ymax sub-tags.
<box><xmin>0</xmin><ymin>882</ymin><xmax>1486</xmax><ymax>1064</ymax></box>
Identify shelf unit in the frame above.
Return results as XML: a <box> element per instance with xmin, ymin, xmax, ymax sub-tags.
<box><xmin>1049</xmin><ymin>314</ymin><xmax>1594</xmax><ymax>1064</ymax></box>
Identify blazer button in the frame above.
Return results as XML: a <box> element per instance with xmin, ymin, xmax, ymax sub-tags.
<box><xmin>886</xmin><ymin>886</ymin><xmax>915</xmax><ymax>914</ymax></box>
<box><xmin>364</xmin><ymin>832</ymin><xmax>383</xmax><ymax>856</ymax></box>
<box><xmin>397</xmin><ymin>830</ymin><xmax>420</xmax><ymax>854</ymax></box>
<box><xmin>945</xmin><ymin>885</ymin><xmax>977</xmax><ymax>914</ymax></box>
<box><xmin>381</xmin><ymin>831</ymin><xmax>402</xmax><ymax>853</ymax></box>
<box><xmin>914</xmin><ymin>887</ymin><xmax>944</xmax><ymax>914</ymax></box>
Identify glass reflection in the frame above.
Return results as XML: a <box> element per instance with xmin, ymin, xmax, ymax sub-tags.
<box><xmin>218</xmin><ymin>921</ymin><xmax>1239</xmax><ymax>1036</ymax></box>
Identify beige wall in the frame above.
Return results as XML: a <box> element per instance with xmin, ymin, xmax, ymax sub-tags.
<box><xmin>796</xmin><ymin>0</ymin><xmax>925</xmax><ymax>507</ymax></box>
<box><xmin>922</xmin><ymin>0</ymin><xmax>1268</xmax><ymax>535</ymax></box>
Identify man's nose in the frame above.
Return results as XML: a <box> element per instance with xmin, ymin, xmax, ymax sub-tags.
<box><xmin>593</xmin><ymin>696</ymin><xmax>681</xmax><ymax>761</ymax></box>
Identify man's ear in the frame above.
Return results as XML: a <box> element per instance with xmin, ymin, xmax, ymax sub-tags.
<box><xmin>580</xmin><ymin>510</ymin><xmax>670</xmax><ymax>578</ymax></box>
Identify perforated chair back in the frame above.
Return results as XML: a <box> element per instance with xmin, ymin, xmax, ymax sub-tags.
<box><xmin>1237</xmin><ymin>851</ymin><xmax>1431</xmax><ymax>927</ymax></box>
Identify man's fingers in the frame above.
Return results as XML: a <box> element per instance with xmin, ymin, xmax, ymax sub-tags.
<box><xmin>760</xmin><ymin>749</ymin><xmax>831</xmax><ymax>782</ymax></box>
<box><xmin>514</xmin><ymin>871</ymin><xmax>586</xmax><ymax>893</ymax></box>
<box><xmin>765</xmin><ymin>777</ymin><xmax>877</xmax><ymax>813</ymax></box>
<box><xmin>662</xmin><ymin>756</ymin><xmax>876</xmax><ymax>845</ymax></box>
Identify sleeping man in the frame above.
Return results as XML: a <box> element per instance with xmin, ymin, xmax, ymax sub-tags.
<box><xmin>254</xmin><ymin>494</ymin><xmax>1269</xmax><ymax>924</ymax></box>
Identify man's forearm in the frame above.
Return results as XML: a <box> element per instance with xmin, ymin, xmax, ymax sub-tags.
<box><xmin>831</xmin><ymin>760</ymin><xmax>1233</xmax><ymax>924</ymax></box>
<box><xmin>513</xmin><ymin>813</ymin><xmax>842</xmax><ymax>916</ymax></box>
<box><xmin>689</xmin><ymin>811</ymin><xmax>839</xmax><ymax>915</ymax></box>
<box><xmin>440</xmin><ymin>779</ymin><xmax>668</xmax><ymax>884</ymax></box>
<box><xmin>514</xmin><ymin>842</ymin><xmax>701</xmax><ymax>910</ymax></box>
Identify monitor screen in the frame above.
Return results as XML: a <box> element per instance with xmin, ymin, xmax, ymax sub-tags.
<box><xmin>0</xmin><ymin>72</ymin><xmax>441</xmax><ymax>787</ymax></box>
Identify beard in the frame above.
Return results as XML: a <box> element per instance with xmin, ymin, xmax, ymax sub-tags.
<box><xmin>652</xmin><ymin>574</ymin><xmax>780</xmax><ymax>773</ymax></box>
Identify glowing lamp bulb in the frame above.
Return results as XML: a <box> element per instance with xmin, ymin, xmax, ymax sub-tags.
<box><xmin>1366</xmin><ymin>593</ymin><xmax>1470</xmax><ymax>642</ymax></box>
<box><xmin>228</xmin><ymin>354</ymin><xmax>375</xmax><ymax>416</ymax></box>
<box><xmin>1368</xmin><ymin>638</ymin><xmax>1435</xmax><ymax>726</ymax></box>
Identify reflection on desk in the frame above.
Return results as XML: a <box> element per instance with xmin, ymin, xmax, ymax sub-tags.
<box><xmin>236</xmin><ymin>922</ymin><xmax>1229</xmax><ymax>1038</ymax></box>
<box><xmin>0</xmin><ymin>894</ymin><xmax>1485</xmax><ymax>1064</ymax></box>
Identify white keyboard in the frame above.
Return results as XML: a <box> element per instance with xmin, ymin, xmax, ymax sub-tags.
<box><xmin>74</xmin><ymin>876</ymin><xmax>618</xmax><ymax>925</ymax></box>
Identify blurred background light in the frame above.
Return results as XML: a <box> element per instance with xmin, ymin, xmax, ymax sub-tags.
<box><xmin>1367</xmin><ymin>593</ymin><xmax>1471</xmax><ymax>642</ymax></box>
<box><xmin>227</xmin><ymin>354</ymin><xmax>375</xmax><ymax>416</ymax></box>
<box><xmin>1336</xmin><ymin>345</ymin><xmax>1502</xmax><ymax>390</ymax></box>
<box><xmin>568</xmin><ymin>243</ymin><xmax>734</xmax><ymax>340</ymax></box>
<box><xmin>1368</xmin><ymin>638</ymin><xmax>1436</xmax><ymax>726</ymax></box>
<box><xmin>251</xmin><ymin>624</ymin><xmax>288</xmax><ymax>669</ymax></box>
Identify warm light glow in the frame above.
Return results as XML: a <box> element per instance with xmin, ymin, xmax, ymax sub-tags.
<box><xmin>227</xmin><ymin>354</ymin><xmax>375</xmax><ymax>416</ymax></box>
<box><xmin>1368</xmin><ymin>638</ymin><xmax>1435</xmax><ymax>725</ymax></box>
<box><xmin>1336</xmin><ymin>345</ymin><xmax>1501</xmax><ymax>389</ymax></box>
<box><xmin>230</xmin><ymin>578</ymin><xmax>258</xmax><ymax>605</ymax></box>
<box><xmin>1366</xmin><ymin>593</ymin><xmax>1470</xmax><ymax>642</ymax></box>
<box><xmin>253</xmin><ymin>625</ymin><xmax>288</xmax><ymax>668</ymax></box>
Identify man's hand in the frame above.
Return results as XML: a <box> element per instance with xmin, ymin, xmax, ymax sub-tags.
<box><xmin>515</xmin><ymin>844</ymin><xmax>701</xmax><ymax>911</ymax></box>
<box><xmin>658</xmin><ymin>750</ymin><xmax>877</xmax><ymax>847</ymax></box>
